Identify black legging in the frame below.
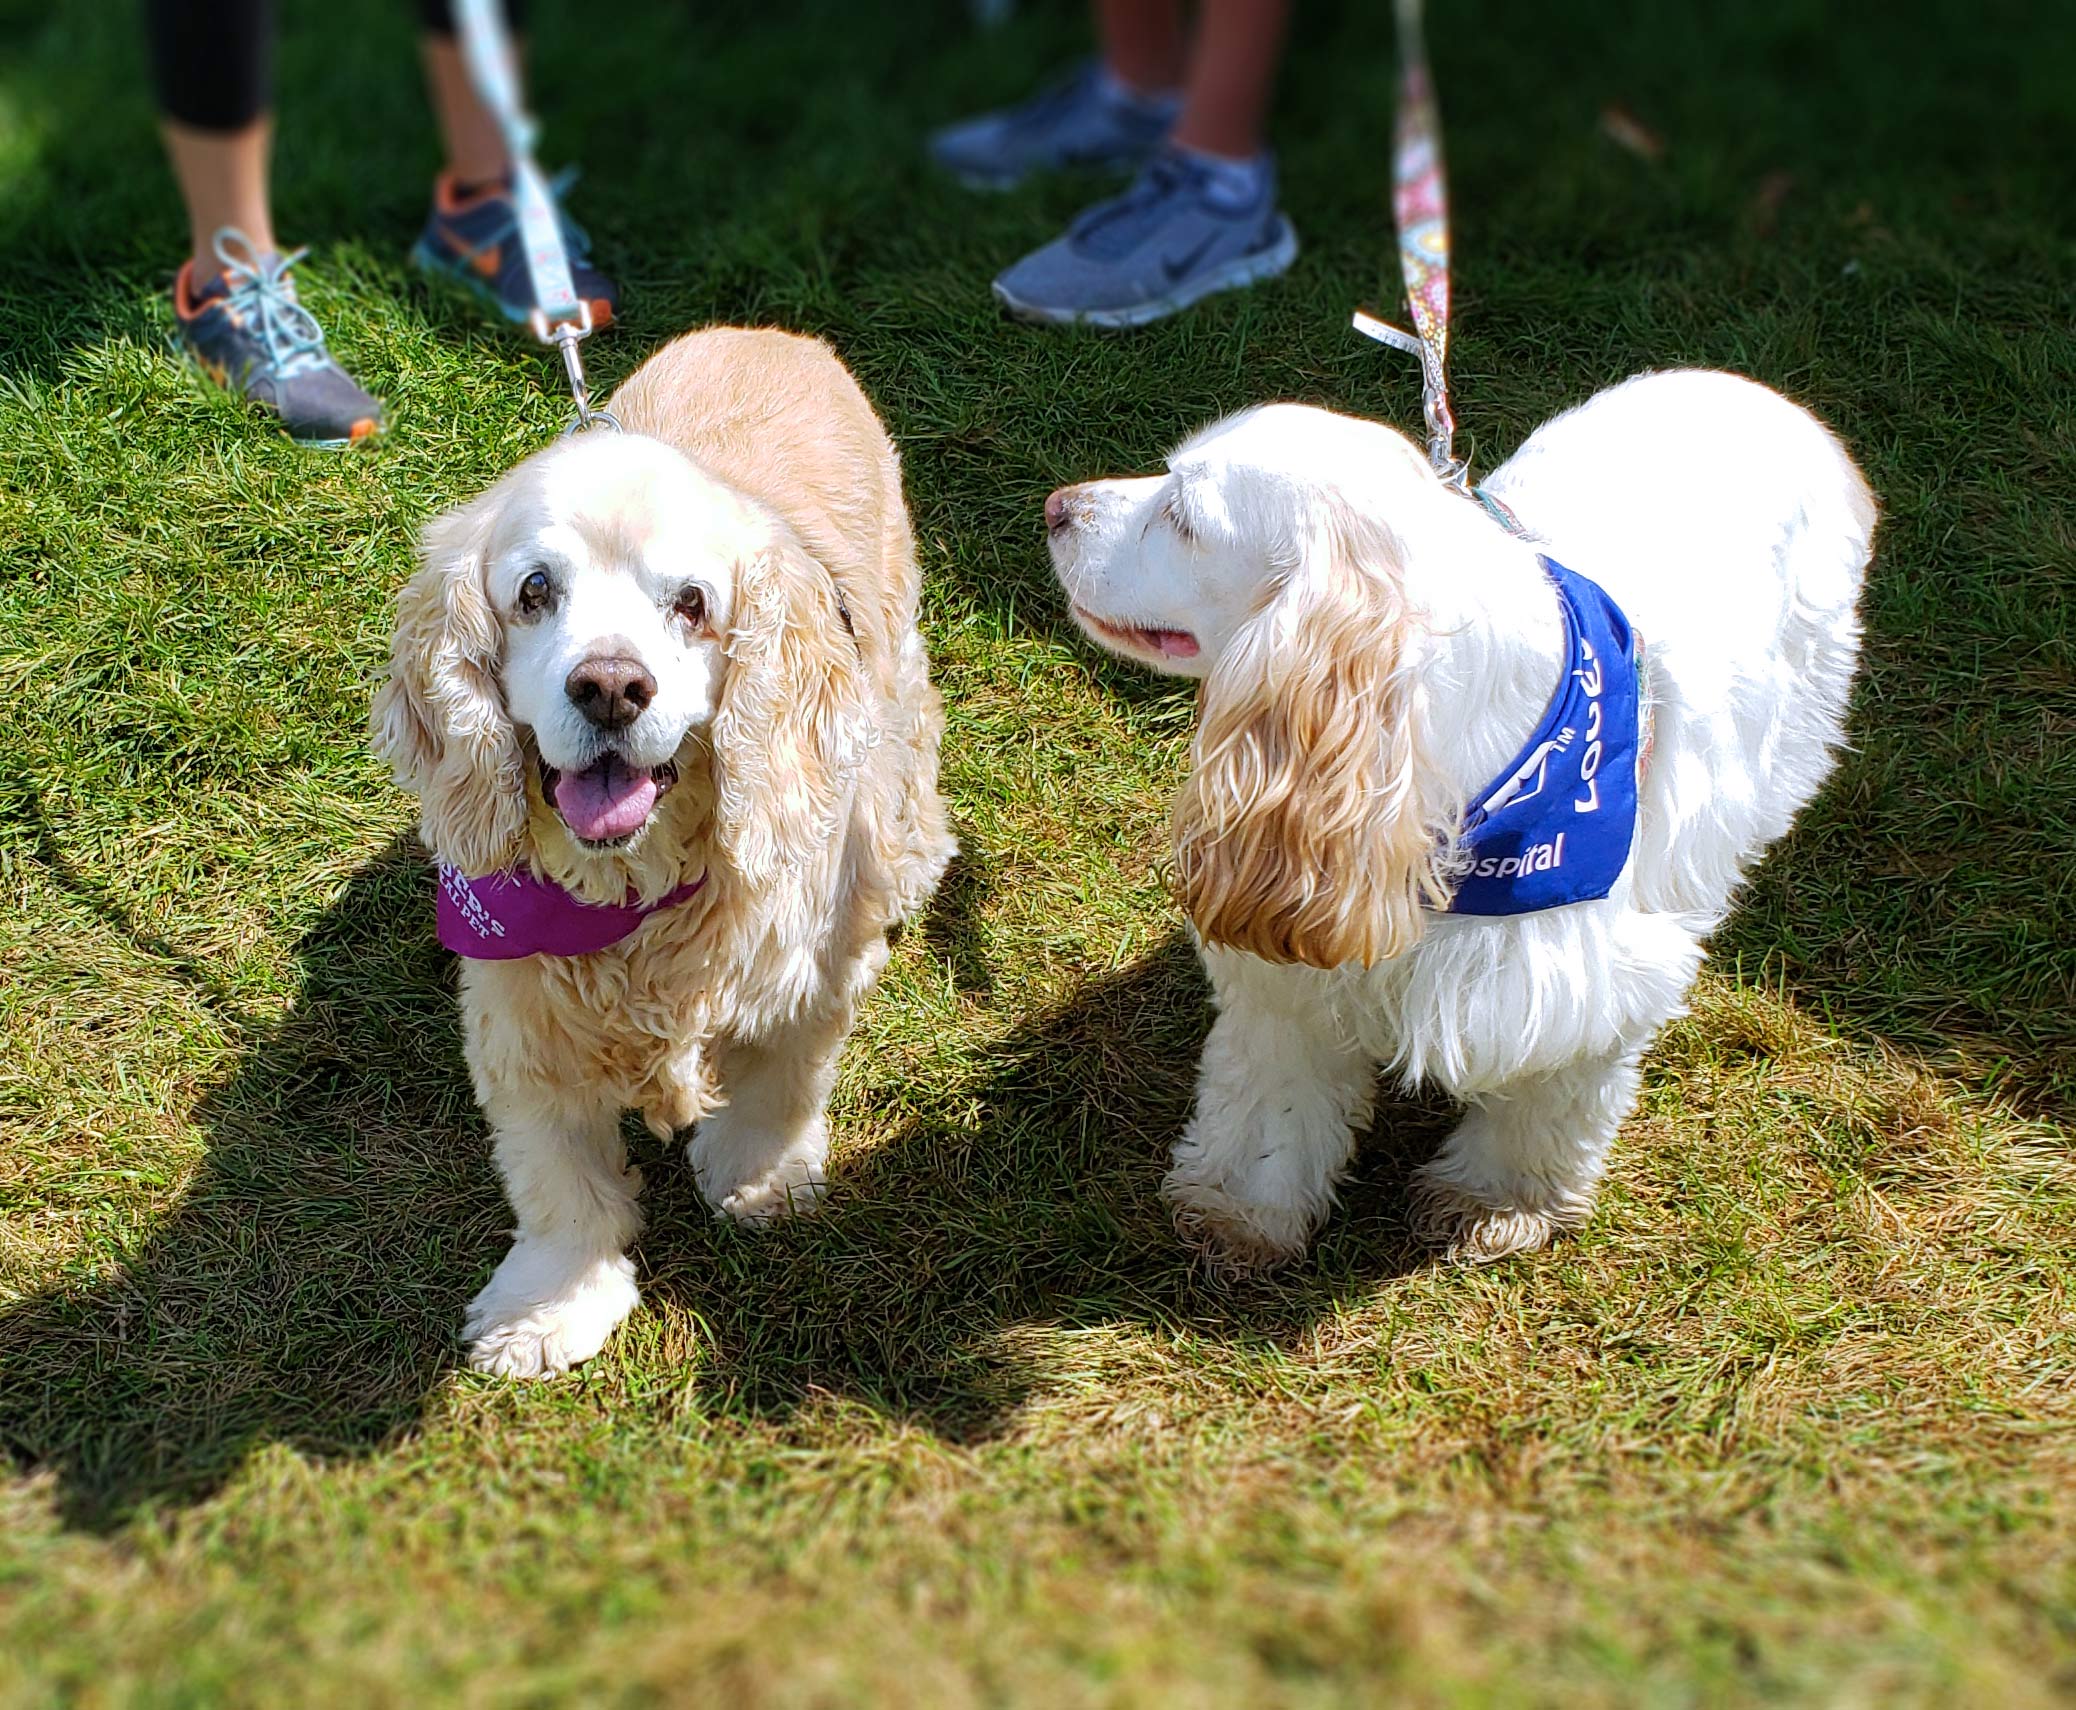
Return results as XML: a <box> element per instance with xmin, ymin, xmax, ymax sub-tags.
<box><xmin>145</xmin><ymin>0</ymin><xmax>527</xmax><ymax>131</ymax></box>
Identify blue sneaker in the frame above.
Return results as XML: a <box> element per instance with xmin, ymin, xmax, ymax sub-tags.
<box><xmin>929</xmin><ymin>60</ymin><xmax>1178</xmax><ymax>191</ymax></box>
<box><xmin>172</xmin><ymin>230</ymin><xmax>383</xmax><ymax>448</ymax></box>
<box><xmin>412</xmin><ymin>171</ymin><xmax>620</xmax><ymax>329</ymax></box>
<box><xmin>991</xmin><ymin>147</ymin><xmax>1299</xmax><ymax>329</ymax></box>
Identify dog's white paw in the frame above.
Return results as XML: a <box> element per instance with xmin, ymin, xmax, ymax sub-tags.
<box><xmin>1162</xmin><ymin>1170</ymin><xmax>1321</xmax><ymax>1278</ymax></box>
<box><xmin>1408</xmin><ymin>1170</ymin><xmax>1567</xmax><ymax>1265</ymax></box>
<box><xmin>716</xmin><ymin>1152</ymin><xmax>829</xmax><ymax>1225</ymax></box>
<box><xmin>693</xmin><ymin>1112</ymin><xmax>831</xmax><ymax>1226</ymax></box>
<box><xmin>462</xmin><ymin>1247</ymin><xmax>640</xmax><ymax>1378</ymax></box>
<box><xmin>1162</xmin><ymin>1108</ymin><xmax>1346</xmax><ymax>1280</ymax></box>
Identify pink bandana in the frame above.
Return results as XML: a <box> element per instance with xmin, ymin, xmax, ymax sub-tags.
<box><xmin>436</xmin><ymin>863</ymin><xmax>706</xmax><ymax>960</ymax></box>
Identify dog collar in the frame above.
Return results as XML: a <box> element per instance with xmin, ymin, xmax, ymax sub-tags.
<box><xmin>436</xmin><ymin>863</ymin><xmax>707</xmax><ymax>960</ymax></box>
<box><xmin>1443</xmin><ymin>556</ymin><xmax>1647</xmax><ymax>916</ymax></box>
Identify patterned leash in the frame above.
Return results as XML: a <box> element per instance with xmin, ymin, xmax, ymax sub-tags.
<box><xmin>1353</xmin><ymin>0</ymin><xmax>1467</xmax><ymax>492</ymax></box>
<box><xmin>451</xmin><ymin>0</ymin><xmax>618</xmax><ymax>434</ymax></box>
<box><xmin>1354</xmin><ymin>8</ymin><xmax>1660</xmax><ymax>801</ymax></box>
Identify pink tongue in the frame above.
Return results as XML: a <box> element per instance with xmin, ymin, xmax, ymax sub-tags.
<box><xmin>553</xmin><ymin>756</ymin><xmax>659</xmax><ymax>842</ymax></box>
<box><xmin>1150</xmin><ymin>629</ymin><xmax>1200</xmax><ymax>659</ymax></box>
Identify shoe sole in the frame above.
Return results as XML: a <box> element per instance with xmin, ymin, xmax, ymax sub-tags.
<box><xmin>291</xmin><ymin>428</ymin><xmax>379</xmax><ymax>451</ymax></box>
<box><xmin>992</xmin><ymin>218</ymin><xmax>1300</xmax><ymax>329</ymax></box>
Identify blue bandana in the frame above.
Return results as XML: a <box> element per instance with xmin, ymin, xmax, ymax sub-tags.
<box><xmin>1444</xmin><ymin>557</ymin><xmax>1645</xmax><ymax>916</ymax></box>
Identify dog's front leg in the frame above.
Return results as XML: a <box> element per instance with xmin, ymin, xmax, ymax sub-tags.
<box><xmin>689</xmin><ymin>1021</ymin><xmax>843</xmax><ymax>1224</ymax></box>
<box><xmin>463</xmin><ymin>1083</ymin><xmax>644</xmax><ymax>1378</ymax></box>
<box><xmin>690</xmin><ymin>942</ymin><xmax>889</xmax><ymax>1223</ymax></box>
<box><xmin>1165</xmin><ymin>952</ymin><xmax>1376</xmax><ymax>1276</ymax></box>
<box><xmin>1410</xmin><ymin>1042</ymin><xmax>1647</xmax><ymax>1263</ymax></box>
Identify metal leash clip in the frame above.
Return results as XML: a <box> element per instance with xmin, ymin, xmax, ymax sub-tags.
<box><xmin>456</xmin><ymin>0</ymin><xmax>620</xmax><ymax>438</ymax></box>
<box><xmin>530</xmin><ymin>304</ymin><xmax>621</xmax><ymax>436</ymax></box>
<box><xmin>1353</xmin><ymin>308</ymin><xmax>1467</xmax><ymax>491</ymax></box>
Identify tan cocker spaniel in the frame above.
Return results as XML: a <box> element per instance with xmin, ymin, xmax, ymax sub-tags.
<box><xmin>374</xmin><ymin>328</ymin><xmax>952</xmax><ymax>1375</ymax></box>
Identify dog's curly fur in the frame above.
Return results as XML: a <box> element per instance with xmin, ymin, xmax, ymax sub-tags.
<box><xmin>373</xmin><ymin>328</ymin><xmax>952</xmax><ymax>1375</ymax></box>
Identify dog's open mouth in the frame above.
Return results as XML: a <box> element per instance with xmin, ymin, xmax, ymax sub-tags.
<box><xmin>1072</xmin><ymin>605</ymin><xmax>1200</xmax><ymax>661</ymax></box>
<box><xmin>539</xmin><ymin>754</ymin><xmax>680</xmax><ymax>846</ymax></box>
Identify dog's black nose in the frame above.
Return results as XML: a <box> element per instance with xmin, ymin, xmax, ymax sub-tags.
<box><xmin>565</xmin><ymin>655</ymin><xmax>656</xmax><ymax>730</ymax></box>
<box><xmin>1045</xmin><ymin>486</ymin><xmax>1078</xmax><ymax>535</ymax></box>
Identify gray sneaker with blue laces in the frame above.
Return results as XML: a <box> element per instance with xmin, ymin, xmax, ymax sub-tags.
<box><xmin>991</xmin><ymin>146</ymin><xmax>1299</xmax><ymax>329</ymax></box>
<box><xmin>172</xmin><ymin>229</ymin><xmax>383</xmax><ymax>448</ymax></box>
<box><xmin>929</xmin><ymin>60</ymin><xmax>1178</xmax><ymax>191</ymax></box>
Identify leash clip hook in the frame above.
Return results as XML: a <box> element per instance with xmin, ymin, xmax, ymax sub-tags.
<box><xmin>530</xmin><ymin>303</ymin><xmax>621</xmax><ymax>436</ymax></box>
<box><xmin>1353</xmin><ymin>307</ymin><xmax>1469</xmax><ymax>493</ymax></box>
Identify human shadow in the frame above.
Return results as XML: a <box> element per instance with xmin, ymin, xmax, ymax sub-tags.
<box><xmin>0</xmin><ymin>838</ymin><xmax>497</xmax><ymax>1531</ymax></box>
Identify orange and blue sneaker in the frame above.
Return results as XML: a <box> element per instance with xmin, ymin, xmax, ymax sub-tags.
<box><xmin>411</xmin><ymin>170</ymin><xmax>619</xmax><ymax>329</ymax></box>
<box><xmin>172</xmin><ymin>228</ymin><xmax>383</xmax><ymax>449</ymax></box>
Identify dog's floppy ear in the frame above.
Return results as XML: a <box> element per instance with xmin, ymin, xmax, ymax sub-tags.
<box><xmin>710</xmin><ymin>521</ymin><xmax>868</xmax><ymax>890</ymax></box>
<box><xmin>370</xmin><ymin>492</ymin><xmax>528</xmax><ymax>875</ymax></box>
<box><xmin>1171</xmin><ymin>508</ymin><xmax>1452</xmax><ymax>969</ymax></box>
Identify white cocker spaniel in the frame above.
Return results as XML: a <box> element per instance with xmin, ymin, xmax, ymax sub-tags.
<box><xmin>374</xmin><ymin>328</ymin><xmax>953</xmax><ymax>1374</ymax></box>
<box><xmin>1046</xmin><ymin>370</ymin><xmax>1874</xmax><ymax>1272</ymax></box>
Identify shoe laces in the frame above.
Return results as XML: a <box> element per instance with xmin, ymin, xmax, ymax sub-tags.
<box><xmin>447</xmin><ymin>168</ymin><xmax>595</xmax><ymax>271</ymax></box>
<box><xmin>210</xmin><ymin>229</ymin><xmax>335</xmax><ymax>380</ymax></box>
<box><xmin>1068</xmin><ymin>149</ymin><xmax>1202</xmax><ymax>260</ymax></box>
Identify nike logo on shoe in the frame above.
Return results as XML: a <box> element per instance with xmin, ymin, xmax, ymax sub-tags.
<box><xmin>1161</xmin><ymin>232</ymin><xmax>1219</xmax><ymax>282</ymax></box>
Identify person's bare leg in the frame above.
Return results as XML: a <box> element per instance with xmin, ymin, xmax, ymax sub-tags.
<box><xmin>1097</xmin><ymin>0</ymin><xmax>1186</xmax><ymax>94</ymax></box>
<box><xmin>161</xmin><ymin>118</ymin><xmax>275</xmax><ymax>287</ymax></box>
<box><xmin>419</xmin><ymin>33</ymin><xmax>513</xmax><ymax>188</ymax></box>
<box><xmin>1171</xmin><ymin>0</ymin><xmax>1292</xmax><ymax>159</ymax></box>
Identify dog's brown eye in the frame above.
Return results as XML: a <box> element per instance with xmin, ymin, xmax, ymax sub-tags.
<box><xmin>673</xmin><ymin>585</ymin><xmax>708</xmax><ymax>628</ymax></box>
<box><xmin>517</xmin><ymin>568</ymin><xmax>553</xmax><ymax>615</ymax></box>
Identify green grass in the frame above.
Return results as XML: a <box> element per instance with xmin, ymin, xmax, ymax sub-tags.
<box><xmin>2</xmin><ymin>0</ymin><xmax>2072</xmax><ymax>1701</ymax></box>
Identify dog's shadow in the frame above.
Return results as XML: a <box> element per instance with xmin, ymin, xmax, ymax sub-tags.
<box><xmin>631</xmin><ymin>901</ymin><xmax>1450</xmax><ymax>1441</ymax></box>
<box><xmin>2</xmin><ymin>838</ymin><xmax>1447</xmax><ymax>1526</ymax></box>
<box><xmin>0</xmin><ymin>842</ymin><xmax>501</xmax><ymax>1530</ymax></box>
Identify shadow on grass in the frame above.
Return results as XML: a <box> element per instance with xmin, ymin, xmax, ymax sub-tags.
<box><xmin>920</xmin><ymin>848</ymin><xmax>998</xmax><ymax>1000</ymax></box>
<box><xmin>0</xmin><ymin>841</ymin><xmax>496</xmax><ymax>1531</ymax></box>
<box><xmin>0</xmin><ymin>836</ymin><xmax>1445</xmax><ymax>1528</ymax></box>
<box><xmin>646</xmin><ymin>932</ymin><xmax>1449</xmax><ymax>1441</ymax></box>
